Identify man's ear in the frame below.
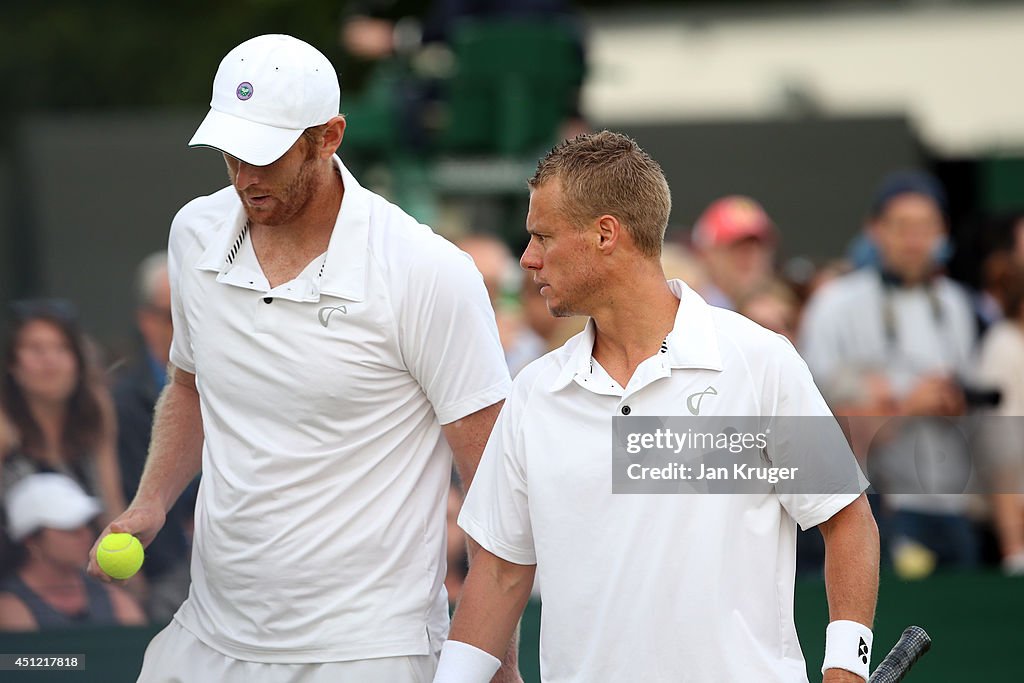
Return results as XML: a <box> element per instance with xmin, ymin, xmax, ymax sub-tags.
<box><xmin>321</xmin><ymin>116</ymin><xmax>346</xmax><ymax>158</ymax></box>
<box><xmin>597</xmin><ymin>214</ymin><xmax>622</xmax><ymax>253</ymax></box>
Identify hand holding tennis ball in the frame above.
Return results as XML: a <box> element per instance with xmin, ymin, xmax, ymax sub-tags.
<box><xmin>96</xmin><ymin>532</ymin><xmax>145</xmax><ymax>580</ymax></box>
<box><xmin>87</xmin><ymin>503</ymin><xmax>163</xmax><ymax>582</ymax></box>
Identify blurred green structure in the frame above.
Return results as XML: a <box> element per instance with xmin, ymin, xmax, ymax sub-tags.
<box><xmin>981</xmin><ymin>158</ymin><xmax>1024</xmax><ymax>215</ymax></box>
<box><xmin>346</xmin><ymin>19</ymin><xmax>583</xmax><ymax>157</ymax></box>
<box><xmin>342</xmin><ymin>19</ymin><xmax>583</xmax><ymax>226</ymax></box>
<box><xmin>441</xmin><ymin>21</ymin><xmax>583</xmax><ymax>156</ymax></box>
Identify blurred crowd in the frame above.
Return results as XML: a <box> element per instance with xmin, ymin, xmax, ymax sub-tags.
<box><xmin>0</xmin><ymin>254</ymin><xmax>193</xmax><ymax>631</ymax></box>
<box><xmin>1</xmin><ymin>165</ymin><xmax>1023</xmax><ymax>635</ymax></box>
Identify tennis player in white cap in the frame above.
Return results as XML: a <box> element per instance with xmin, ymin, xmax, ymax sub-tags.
<box><xmin>87</xmin><ymin>34</ymin><xmax>515</xmax><ymax>683</ymax></box>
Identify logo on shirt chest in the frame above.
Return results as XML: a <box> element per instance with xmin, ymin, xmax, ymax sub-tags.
<box><xmin>686</xmin><ymin>386</ymin><xmax>718</xmax><ymax>415</ymax></box>
<box><xmin>318</xmin><ymin>305</ymin><xmax>348</xmax><ymax>327</ymax></box>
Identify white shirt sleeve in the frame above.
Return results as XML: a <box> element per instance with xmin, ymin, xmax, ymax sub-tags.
<box><xmin>458</xmin><ymin>378</ymin><xmax>537</xmax><ymax>565</ymax></box>
<box><xmin>765</xmin><ymin>335</ymin><xmax>866</xmax><ymax>530</ymax></box>
<box><xmin>168</xmin><ymin>207</ymin><xmax>196</xmax><ymax>374</ymax></box>
<box><xmin>398</xmin><ymin>239</ymin><xmax>511</xmax><ymax>425</ymax></box>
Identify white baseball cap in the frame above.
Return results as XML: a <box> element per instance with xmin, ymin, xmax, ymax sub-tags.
<box><xmin>5</xmin><ymin>473</ymin><xmax>102</xmax><ymax>541</ymax></box>
<box><xmin>189</xmin><ymin>34</ymin><xmax>341</xmax><ymax>166</ymax></box>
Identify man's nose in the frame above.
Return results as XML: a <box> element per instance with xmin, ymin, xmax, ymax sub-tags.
<box><xmin>235</xmin><ymin>161</ymin><xmax>260</xmax><ymax>189</ymax></box>
<box><xmin>520</xmin><ymin>242</ymin><xmax>540</xmax><ymax>271</ymax></box>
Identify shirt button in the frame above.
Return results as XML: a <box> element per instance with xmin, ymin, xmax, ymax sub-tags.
<box><xmin>263</xmin><ymin>297</ymin><xmax>273</xmax><ymax>304</ymax></box>
<box><xmin>621</xmin><ymin>405</ymin><xmax>631</xmax><ymax>415</ymax></box>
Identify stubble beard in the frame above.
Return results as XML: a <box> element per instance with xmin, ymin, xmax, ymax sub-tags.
<box><xmin>548</xmin><ymin>301</ymin><xmax>577</xmax><ymax>318</ymax></box>
<box><xmin>546</xmin><ymin>279</ymin><xmax>589</xmax><ymax>318</ymax></box>
<box><xmin>240</xmin><ymin>157</ymin><xmax>322</xmax><ymax>227</ymax></box>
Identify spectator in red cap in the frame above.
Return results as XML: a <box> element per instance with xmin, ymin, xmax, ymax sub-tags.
<box><xmin>691</xmin><ymin>196</ymin><xmax>777</xmax><ymax>310</ymax></box>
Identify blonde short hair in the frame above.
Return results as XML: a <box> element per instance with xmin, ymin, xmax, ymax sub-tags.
<box><xmin>528</xmin><ymin>131</ymin><xmax>672</xmax><ymax>258</ymax></box>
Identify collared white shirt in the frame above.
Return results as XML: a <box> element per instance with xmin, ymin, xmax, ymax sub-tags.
<box><xmin>460</xmin><ymin>279</ymin><xmax>862</xmax><ymax>683</ymax></box>
<box><xmin>166</xmin><ymin>157</ymin><xmax>511</xmax><ymax>663</ymax></box>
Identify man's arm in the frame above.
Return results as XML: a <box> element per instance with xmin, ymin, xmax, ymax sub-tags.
<box><xmin>87</xmin><ymin>365</ymin><xmax>204</xmax><ymax>581</ymax></box>
<box><xmin>436</xmin><ymin>549</ymin><xmax>536</xmax><ymax>683</ymax></box>
<box><xmin>442</xmin><ymin>400</ymin><xmax>523</xmax><ymax>683</ymax></box>
<box><xmin>443</xmin><ymin>401</ymin><xmax>503</xmax><ymax>491</ymax></box>
<box><xmin>818</xmin><ymin>493</ymin><xmax>880</xmax><ymax>683</ymax></box>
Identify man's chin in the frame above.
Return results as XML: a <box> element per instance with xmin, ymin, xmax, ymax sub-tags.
<box><xmin>548</xmin><ymin>303</ymin><xmax>576</xmax><ymax>318</ymax></box>
<box><xmin>244</xmin><ymin>207</ymin><xmax>286</xmax><ymax>227</ymax></box>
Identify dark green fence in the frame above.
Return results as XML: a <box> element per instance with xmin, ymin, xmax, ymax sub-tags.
<box><xmin>0</xmin><ymin>572</ymin><xmax>1018</xmax><ymax>682</ymax></box>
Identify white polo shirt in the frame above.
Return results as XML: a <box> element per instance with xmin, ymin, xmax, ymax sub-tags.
<box><xmin>166</xmin><ymin>157</ymin><xmax>511</xmax><ymax>663</ymax></box>
<box><xmin>460</xmin><ymin>279</ymin><xmax>863</xmax><ymax>683</ymax></box>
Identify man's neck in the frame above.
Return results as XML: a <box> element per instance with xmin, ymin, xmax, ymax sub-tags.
<box><xmin>249</xmin><ymin>163</ymin><xmax>344</xmax><ymax>288</ymax></box>
<box><xmin>590</xmin><ymin>271</ymin><xmax>679</xmax><ymax>388</ymax></box>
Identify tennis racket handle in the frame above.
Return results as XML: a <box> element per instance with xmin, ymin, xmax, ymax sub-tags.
<box><xmin>868</xmin><ymin>626</ymin><xmax>932</xmax><ymax>683</ymax></box>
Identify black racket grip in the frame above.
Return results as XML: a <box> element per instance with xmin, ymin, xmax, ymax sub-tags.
<box><xmin>868</xmin><ymin>626</ymin><xmax>932</xmax><ymax>683</ymax></box>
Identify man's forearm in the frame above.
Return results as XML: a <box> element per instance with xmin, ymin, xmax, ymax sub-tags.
<box><xmin>449</xmin><ymin>549</ymin><xmax>535</xmax><ymax>660</ymax></box>
<box><xmin>134</xmin><ymin>367</ymin><xmax>204</xmax><ymax>512</ymax></box>
<box><xmin>443</xmin><ymin>402</ymin><xmax>520</xmax><ymax>680</ymax></box>
<box><xmin>818</xmin><ymin>495</ymin><xmax>880</xmax><ymax>682</ymax></box>
<box><xmin>821</xmin><ymin>494</ymin><xmax>880</xmax><ymax>626</ymax></box>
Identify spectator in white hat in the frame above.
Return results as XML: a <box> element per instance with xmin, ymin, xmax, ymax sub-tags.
<box><xmin>0</xmin><ymin>473</ymin><xmax>144</xmax><ymax>631</ymax></box>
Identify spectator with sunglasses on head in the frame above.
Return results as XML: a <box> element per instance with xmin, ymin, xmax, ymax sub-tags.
<box><xmin>1</xmin><ymin>299</ymin><xmax>125</xmax><ymax>519</ymax></box>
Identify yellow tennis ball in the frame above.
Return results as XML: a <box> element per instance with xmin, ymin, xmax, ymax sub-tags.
<box><xmin>892</xmin><ymin>539</ymin><xmax>936</xmax><ymax>581</ymax></box>
<box><xmin>97</xmin><ymin>533</ymin><xmax>144</xmax><ymax>580</ymax></box>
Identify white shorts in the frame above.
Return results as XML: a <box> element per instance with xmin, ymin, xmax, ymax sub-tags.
<box><xmin>137</xmin><ymin>620</ymin><xmax>438</xmax><ymax>683</ymax></box>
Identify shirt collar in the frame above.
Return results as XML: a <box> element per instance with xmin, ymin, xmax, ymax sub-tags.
<box><xmin>549</xmin><ymin>319</ymin><xmax>597</xmax><ymax>392</ymax></box>
<box><xmin>319</xmin><ymin>158</ymin><xmax>370</xmax><ymax>302</ymax></box>
<box><xmin>548</xmin><ymin>278</ymin><xmax>724</xmax><ymax>392</ymax></box>
<box><xmin>194</xmin><ymin>200</ymin><xmax>248</xmax><ymax>274</ymax></box>
<box><xmin>194</xmin><ymin>155</ymin><xmax>370</xmax><ymax>303</ymax></box>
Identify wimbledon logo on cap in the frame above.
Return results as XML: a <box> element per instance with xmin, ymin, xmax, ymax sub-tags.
<box><xmin>236</xmin><ymin>82</ymin><xmax>253</xmax><ymax>100</ymax></box>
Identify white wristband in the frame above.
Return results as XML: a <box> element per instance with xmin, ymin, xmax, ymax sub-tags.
<box><xmin>433</xmin><ymin>639</ymin><xmax>501</xmax><ymax>683</ymax></box>
<box><xmin>821</xmin><ymin>620</ymin><xmax>873</xmax><ymax>682</ymax></box>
